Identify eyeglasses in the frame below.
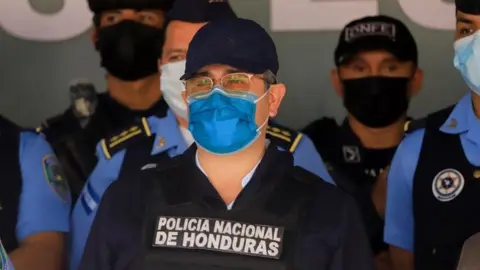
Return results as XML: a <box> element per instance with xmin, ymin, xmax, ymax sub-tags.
<box><xmin>183</xmin><ymin>73</ymin><xmax>264</xmax><ymax>97</ymax></box>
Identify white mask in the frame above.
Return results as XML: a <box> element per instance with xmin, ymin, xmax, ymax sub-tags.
<box><xmin>454</xmin><ymin>30</ymin><xmax>480</xmax><ymax>94</ymax></box>
<box><xmin>160</xmin><ymin>60</ymin><xmax>188</xmax><ymax>119</ymax></box>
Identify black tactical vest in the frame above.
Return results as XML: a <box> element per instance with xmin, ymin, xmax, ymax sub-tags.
<box><xmin>0</xmin><ymin>116</ymin><xmax>23</xmax><ymax>252</ymax></box>
<box><xmin>412</xmin><ymin>106</ymin><xmax>480</xmax><ymax>270</ymax></box>
<box><xmin>141</xmin><ymin>159</ymin><xmax>317</xmax><ymax>269</ymax></box>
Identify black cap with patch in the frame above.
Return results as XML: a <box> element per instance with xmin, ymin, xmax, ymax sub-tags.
<box><xmin>168</xmin><ymin>0</ymin><xmax>237</xmax><ymax>23</ymax></box>
<box><xmin>88</xmin><ymin>0</ymin><xmax>174</xmax><ymax>13</ymax></box>
<box><xmin>456</xmin><ymin>0</ymin><xmax>480</xmax><ymax>15</ymax></box>
<box><xmin>334</xmin><ymin>15</ymin><xmax>418</xmax><ymax>67</ymax></box>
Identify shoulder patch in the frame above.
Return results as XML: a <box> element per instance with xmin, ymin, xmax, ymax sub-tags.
<box><xmin>100</xmin><ymin>117</ymin><xmax>152</xmax><ymax>159</ymax></box>
<box><xmin>42</xmin><ymin>154</ymin><xmax>70</xmax><ymax>203</ymax></box>
<box><xmin>404</xmin><ymin>118</ymin><xmax>426</xmax><ymax>134</ymax></box>
<box><xmin>266</xmin><ymin>121</ymin><xmax>303</xmax><ymax>153</ymax></box>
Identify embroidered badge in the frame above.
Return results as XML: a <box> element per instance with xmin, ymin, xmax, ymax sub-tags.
<box><xmin>432</xmin><ymin>169</ymin><xmax>465</xmax><ymax>202</ymax></box>
<box><xmin>42</xmin><ymin>154</ymin><xmax>70</xmax><ymax>203</ymax></box>
<box><xmin>342</xmin><ymin>145</ymin><xmax>361</xmax><ymax>163</ymax></box>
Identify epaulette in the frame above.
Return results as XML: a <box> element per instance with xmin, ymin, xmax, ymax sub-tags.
<box><xmin>100</xmin><ymin>117</ymin><xmax>152</xmax><ymax>160</ymax></box>
<box><xmin>266</xmin><ymin>121</ymin><xmax>303</xmax><ymax>153</ymax></box>
<box><xmin>404</xmin><ymin>118</ymin><xmax>426</xmax><ymax>134</ymax></box>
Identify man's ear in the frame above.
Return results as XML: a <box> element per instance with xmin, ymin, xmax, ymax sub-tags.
<box><xmin>90</xmin><ymin>27</ymin><xmax>98</xmax><ymax>46</ymax></box>
<box><xmin>409</xmin><ymin>67</ymin><xmax>424</xmax><ymax>97</ymax></box>
<box><xmin>268</xmin><ymin>83</ymin><xmax>286</xmax><ymax>117</ymax></box>
<box><xmin>181</xmin><ymin>91</ymin><xmax>188</xmax><ymax>106</ymax></box>
<box><xmin>331</xmin><ymin>68</ymin><xmax>344</xmax><ymax>97</ymax></box>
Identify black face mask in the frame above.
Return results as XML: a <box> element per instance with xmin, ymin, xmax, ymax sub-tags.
<box><xmin>342</xmin><ymin>76</ymin><xmax>410</xmax><ymax>128</ymax></box>
<box><xmin>96</xmin><ymin>20</ymin><xmax>164</xmax><ymax>81</ymax></box>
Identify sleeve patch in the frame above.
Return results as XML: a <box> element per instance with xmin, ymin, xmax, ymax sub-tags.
<box><xmin>42</xmin><ymin>154</ymin><xmax>70</xmax><ymax>203</ymax></box>
<box><xmin>266</xmin><ymin>123</ymin><xmax>303</xmax><ymax>153</ymax></box>
<box><xmin>100</xmin><ymin>117</ymin><xmax>152</xmax><ymax>159</ymax></box>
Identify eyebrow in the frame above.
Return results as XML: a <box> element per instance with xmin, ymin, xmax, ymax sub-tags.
<box><xmin>165</xmin><ymin>48</ymin><xmax>186</xmax><ymax>55</ymax></box>
<box><xmin>457</xmin><ymin>17</ymin><xmax>474</xmax><ymax>24</ymax></box>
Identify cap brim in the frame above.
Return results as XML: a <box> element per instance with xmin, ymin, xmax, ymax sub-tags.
<box><xmin>182</xmin><ymin>55</ymin><xmax>269</xmax><ymax>80</ymax></box>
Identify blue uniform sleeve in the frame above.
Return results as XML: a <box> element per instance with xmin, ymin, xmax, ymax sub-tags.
<box><xmin>16</xmin><ymin>132</ymin><xmax>71</xmax><ymax>242</ymax></box>
<box><xmin>292</xmin><ymin>134</ymin><xmax>335</xmax><ymax>185</ymax></box>
<box><xmin>383</xmin><ymin>129</ymin><xmax>425</xmax><ymax>252</ymax></box>
<box><xmin>1</xmin><ymin>239</ymin><xmax>14</xmax><ymax>270</ymax></box>
<box><xmin>69</xmin><ymin>143</ymin><xmax>126</xmax><ymax>270</ymax></box>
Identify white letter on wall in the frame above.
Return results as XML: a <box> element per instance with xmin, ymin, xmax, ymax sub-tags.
<box><xmin>0</xmin><ymin>0</ymin><xmax>92</xmax><ymax>41</ymax></box>
<box><xmin>398</xmin><ymin>0</ymin><xmax>455</xmax><ymax>30</ymax></box>
<box><xmin>270</xmin><ymin>0</ymin><xmax>378</xmax><ymax>31</ymax></box>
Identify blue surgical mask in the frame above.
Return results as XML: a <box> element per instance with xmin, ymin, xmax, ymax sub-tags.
<box><xmin>454</xmin><ymin>30</ymin><xmax>480</xmax><ymax>94</ymax></box>
<box><xmin>188</xmin><ymin>87</ymin><xmax>269</xmax><ymax>155</ymax></box>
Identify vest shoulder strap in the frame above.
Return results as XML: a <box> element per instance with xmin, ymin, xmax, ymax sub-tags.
<box><xmin>292</xmin><ymin>165</ymin><xmax>319</xmax><ymax>185</ymax></box>
<box><xmin>404</xmin><ymin>105</ymin><xmax>455</xmax><ymax>134</ymax></box>
<box><xmin>266</xmin><ymin>120</ymin><xmax>303</xmax><ymax>153</ymax></box>
<box><xmin>99</xmin><ymin>117</ymin><xmax>153</xmax><ymax>160</ymax></box>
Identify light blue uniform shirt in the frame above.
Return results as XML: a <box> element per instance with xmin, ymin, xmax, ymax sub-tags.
<box><xmin>17</xmin><ymin>131</ymin><xmax>71</xmax><ymax>242</ymax></box>
<box><xmin>69</xmin><ymin>110</ymin><xmax>188</xmax><ymax>270</ymax></box>
<box><xmin>1</xmin><ymin>239</ymin><xmax>14</xmax><ymax>269</ymax></box>
<box><xmin>69</xmin><ymin>111</ymin><xmax>333</xmax><ymax>270</ymax></box>
<box><xmin>384</xmin><ymin>92</ymin><xmax>479</xmax><ymax>251</ymax></box>
<box><xmin>283</xmin><ymin>134</ymin><xmax>334</xmax><ymax>185</ymax></box>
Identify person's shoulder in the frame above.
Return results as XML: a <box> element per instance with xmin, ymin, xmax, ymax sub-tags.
<box><xmin>404</xmin><ymin>105</ymin><xmax>455</xmax><ymax>136</ymax></box>
<box><xmin>96</xmin><ymin>118</ymin><xmax>153</xmax><ymax>160</ymax></box>
<box><xmin>303</xmin><ymin>117</ymin><xmax>339</xmax><ymax>132</ymax></box>
<box><xmin>36</xmin><ymin>108</ymin><xmax>79</xmax><ymax>138</ymax></box>
<box><xmin>266</xmin><ymin>119</ymin><xmax>304</xmax><ymax>153</ymax></box>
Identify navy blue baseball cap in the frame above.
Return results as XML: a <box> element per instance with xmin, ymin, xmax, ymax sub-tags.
<box><xmin>456</xmin><ymin>0</ymin><xmax>480</xmax><ymax>14</ymax></box>
<box><xmin>168</xmin><ymin>0</ymin><xmax>237</xmax><ymax>22</ymax></box>
<box><xmin>181</xmin><ymin>18</ymin><xmax>279</xmax><ymax>80</ymax></box>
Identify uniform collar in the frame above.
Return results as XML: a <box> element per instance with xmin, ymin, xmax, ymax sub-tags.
<box><xmin>148</xmin><ymin>109</ymin><xmax>189</xmax><ymax>155</ymax></box>
<box><xmin>179</xmin><ymin>142</ymin><xmax>293</xmax><ymax>210</ymax></box>
<box><xmin>440</xmin><ymin>92</ymin><xmax>476</xmax><ymax>136</ymax></box>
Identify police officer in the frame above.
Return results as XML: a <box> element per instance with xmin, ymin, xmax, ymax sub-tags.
<box><xmin>70</xmin><ymin>1</ymin><xmax>334</xmax><ymax>269</ymax></box>
<box><xmin>69</xmin><ymin>1</ymin><xmax>237</xmax><ymax>269</ymax></box>
<box><xmin>384</xmin><ymin>1</ymin><xmax>480</xmax><ymax>269</ymax></box>
<box><xmin>37</xmin><ymin>0</ymin><xmax>174</xmax><ymax>199</ymax></box>
<box><xmin>0</xmin><ymin>116</ymin><xmax>71</xmax><ymax>270</ymax></box>
<box><xmin>302</xmin><ymin>15</ymin><xmax>422</xmax><ymax>260</ymax></box>
<box><xmin>79</xmin><ymin>18</ymin><xmax>374</xmax><ymax>270</ymax></box>
<box><xmin>0</xmin><ymin>239</ymin><xmax>14</xmax><ymax>270</ymax></box>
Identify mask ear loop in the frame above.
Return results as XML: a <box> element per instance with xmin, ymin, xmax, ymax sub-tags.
<box><xmin>254</xmin><ymin>86</ymin><xmax>272</xmax><ymax>132</ymax></box>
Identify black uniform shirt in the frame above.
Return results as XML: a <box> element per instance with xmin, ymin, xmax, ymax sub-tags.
<box><xmin>79</xmin><ymin>144</ymin><xmax>374</xmax><ymax>270</ymax></box>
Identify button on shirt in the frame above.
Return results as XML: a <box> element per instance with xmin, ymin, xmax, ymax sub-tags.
<box><xmin>384</xmin><ymin>92</ymin><xmax>480</xmax><ymax>251</ymax></box>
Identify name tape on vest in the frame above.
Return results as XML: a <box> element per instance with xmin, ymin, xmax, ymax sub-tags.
<box><xmin>344</xmin><ymin>22</ymin><xmax>396</xmax><ymax>42</ymax></box>
<box><xmin>152</xmin><ymin>216</ymin><xmax>285</xmax><ymax>259</ymax></box>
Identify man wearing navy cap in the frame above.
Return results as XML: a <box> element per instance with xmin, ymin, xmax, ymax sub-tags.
<box><xmin>302</xmin><ymin>15</ymin><xmax>423</xmax><ymax>268</ymax></box>
<box><xmin>160</xmin><ymin>0</ymin><xmax>333</xmax><ymax>182</ymax></box>
<box><xmin>36</xmin><ymin>0</ymin><xmax>174</xmax><ymax>199</ymax></box>
<box><xmin>68</xmin><ymin>1</ymin><xmax>238</xmax><ymax>270</ymax></box>
<box><xmin>384</xmin><ymin>1</ymin><xmax>480</xmax><ymax>269</ymax></box>
<box><xmin>79</xmin><ymin>18</ymin><xmax>374</xmax><ymax>270</ymax></box>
